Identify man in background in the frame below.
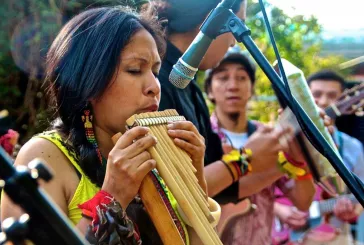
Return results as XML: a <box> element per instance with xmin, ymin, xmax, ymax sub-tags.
<box><xmin>205</xmin><ymin>47</ymin><xmax>314</xmax><ymax>245</ymax></box>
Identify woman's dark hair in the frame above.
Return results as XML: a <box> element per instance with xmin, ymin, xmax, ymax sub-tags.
<box><xmin>45</xmin><ymin>6</ymin><xmax>165</xmax><ymax>187</ymax></box>
<box><xmin>307</xmin><ymin>70</ymin><xmax>346</xmax><ymax>91</ymax></box>
<box><xmin>153</xmin><ymin>0</ymin><xmax>244</xmax><ymax>33</ymax></box>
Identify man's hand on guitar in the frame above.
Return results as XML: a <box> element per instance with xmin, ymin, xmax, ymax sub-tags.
<box><xmin>244</xmin><ymin>124</ymin><xmax>293</xmax><ymax>173</ymax></box>
<box><xmin>333</xmin><ymin>198</ymin><xmax>357</xmax><ymax>222</ymax></box>
<box><xmin>276</xmin><ymin>107</ymin><xmax>334</xmax><ymax>164</ymax></box>
<box><xmin>274</xmin><ymin>202</ymin><xmax>308</xmax><ymax>230</ymax></box>
<box><xmin>318</xmin><ymin>108</ymin><xmax>334</xmax><ymax>135</ymax></box>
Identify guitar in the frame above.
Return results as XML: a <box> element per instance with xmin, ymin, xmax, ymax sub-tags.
<box><xmin>217</xmin><ymin>198</ymin><xmax>256</xmax><ymax>237</ymax></box>
<box><xmin>324</xmin><ymin>83</ymin><xmax>364</xmax><ymax>120</ymax></box>
<box><xmin>308</xmin><ymin>194</ymin><xmax>357</xmax><ymax>221</ymax></box>
<box><xmin>284</xmin><ymin>193</ymin><xmax>358</xmax><ymax>244</ymax></box>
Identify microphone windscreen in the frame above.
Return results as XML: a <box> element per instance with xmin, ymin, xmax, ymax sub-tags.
<box><xmin>169</xmin><ymin>58</ymin><xmax>198</xmax><ymax>89</ymax></box>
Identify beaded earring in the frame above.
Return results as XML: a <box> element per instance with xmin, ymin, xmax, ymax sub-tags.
<box><xmin>82</xmin><ymin>108</ymin><xmax>103</xmax><ymax>165</ymax></box>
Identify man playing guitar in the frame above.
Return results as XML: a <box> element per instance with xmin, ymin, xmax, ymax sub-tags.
<box><xmin>273</xmin><ymin>70</ymin><xmax>364</xmax><ymax>245</ymax></box>
<box><xmin>205</xmin><ymin>46</ymin><xmax>316</xmax><ymax>245</ymax></box>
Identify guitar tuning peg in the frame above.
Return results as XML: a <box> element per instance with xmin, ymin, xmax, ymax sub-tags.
<box><xmin>355</xmin><ymin>107</ymin><xmax>364</xmax><ymax>117</ymax></box>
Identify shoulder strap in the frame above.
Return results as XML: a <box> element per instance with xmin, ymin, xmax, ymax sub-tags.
<box><xmin>35</xmin><ymin>131</ymin><xmax>85</xmax><ymax>176</ymax></box>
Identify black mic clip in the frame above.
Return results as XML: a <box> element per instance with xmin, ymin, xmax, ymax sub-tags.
<box><xmin>200</xmin><ymin>0</ymin><xmax>241</xmax><ymax>39</ymax></box>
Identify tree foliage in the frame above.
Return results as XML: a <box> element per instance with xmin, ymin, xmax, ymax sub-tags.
<box><xmin>200</xmin><ymin>0</ymin><xmax>346</xmax><ymax>123</ymax></box>
<box><xmin>244</xmin><ymin>0</ymin><xmax>346</xmax><ymax>123</ymax></box>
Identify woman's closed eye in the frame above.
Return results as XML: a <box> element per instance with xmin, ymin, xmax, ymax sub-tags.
<box><xmin>127</xmin><ymin>67</ymin><xmax>159</xmax><ymax>78</ymax></box>
<box><xmin>128</xmin><ymin>69</ymin><xmax>142</xmax><ymax>75</ymax></box>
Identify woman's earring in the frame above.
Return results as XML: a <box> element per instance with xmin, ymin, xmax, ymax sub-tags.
<box><xmin>82</xmin><ymin>108</ymin><xmax>103</xmax><ymax>164</ymax></box>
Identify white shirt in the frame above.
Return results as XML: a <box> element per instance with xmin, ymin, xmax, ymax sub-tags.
<box><xmin>220</xmin><ymin>128</ymin><xmax>249</xmax><ymax>149</ymax></box>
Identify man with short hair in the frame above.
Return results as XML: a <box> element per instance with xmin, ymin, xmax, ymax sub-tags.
<box><xmin>205</xmin><ymin>47</ymin><xmax>315</xmax><ymax>245</ymax></box>
<box><xmin>308</xmin><ymin>70</ymin><xmax>364</xmax><ymax>185</ymax></box>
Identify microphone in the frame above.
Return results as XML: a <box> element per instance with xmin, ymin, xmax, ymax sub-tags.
<box><xmin>169</xmin><ymin>0</ymin><xmax>237</xmax><ymax>89</ymax></box>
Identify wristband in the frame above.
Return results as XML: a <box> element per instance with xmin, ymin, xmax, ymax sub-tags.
<box><xmin>222</xmin><ymin>148</ymin><xmax>252</xmax><ymax>182</ymax></box>
<box><xmin>277</xmin><ymin>151</ymin><xmax>306</xmax><ymax>179</ymax></box>
<box><xmin>283</xmin><ymin>152</ymin><xmax>306</xmax><ymax>168</ymax></box>
<box><xmin>296</xmin><ymin>173</ymin><xmax>313</xmax><ymax>181</ymax></box>
<box><xmin>78</xmin><ymin>190</ymin><xmax>114</xmax><ymax>225</ymax></box>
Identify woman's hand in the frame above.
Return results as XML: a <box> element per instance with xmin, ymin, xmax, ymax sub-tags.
<box><xmin>167</xmin><ymin>121</ymin><xmax>207</xmax><ymax>192</ymax></box>
<box><xmin>102</xmin><ymin>126</ymin><xmax>157</xmax><ymax>209</ymax></box>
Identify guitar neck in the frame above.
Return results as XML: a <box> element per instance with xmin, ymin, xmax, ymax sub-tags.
<box><xmin>324</xmin><ymin>83</ymin><xmax>364</xmax><ymax>119</ymax></box>
<box><xmin>319</xmin><ymin>194</ymin><xmax>358</xmax><ymax>215</ymax></box>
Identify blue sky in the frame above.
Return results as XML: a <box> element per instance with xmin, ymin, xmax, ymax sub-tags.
<box><xmin>267</xmin><ymin>0</ymin><xmax>364</xmax><ymax>36</ymax></box>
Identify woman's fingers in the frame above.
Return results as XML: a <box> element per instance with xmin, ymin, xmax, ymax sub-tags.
<box><xmin>123</xmin><ymin>134</ymin><xmax>157</xmax><ymax>159</ymax></box>
<box><xmin>129</xmin><ymin>151</ymin><xmax>152</xmax><ymax>168</ymax></box>
<box><xmin>173</xmin><ymin>138</ymin><xmax>200</xmax><ymax>156</ymax></box>
<box><xmin>136</xmin><ymin>159</ymin><xmax>157</xmax><ymax>181</ymax></box>
<box><xmin>109</xmin><ymin>127</ymin><xmax>157</xmax><ymax>169</ymax></box>
<box><xmin>168</xmin><ymin>121</ymin><xmax>205</xmax><ymax>155</ymax></box>
<box><xmin>114</xmin><ymin>126</ymin><xmax>150</xmax><ymax>149</ymax></box>
<box><xmin>168</xmin><ymin>121</ymin><xmax>202</xmax><ymax>140</ymax></box>
<box><xmin>168</xmin><ymin>129</ymin><xmax>203</xmax><ymax>145</ymax></box>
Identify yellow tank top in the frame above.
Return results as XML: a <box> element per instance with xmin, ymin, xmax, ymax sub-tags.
<box><xmin>36</xmin><ymin>131</ymin><xmax>100</xmax><ymax>225</ymax></box>
<box><xmin>36</xmin><ymin>131</ymin><xmax>189</xmax><ymax>244</ymax></box>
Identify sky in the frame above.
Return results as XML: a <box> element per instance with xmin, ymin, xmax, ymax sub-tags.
<box><xmin>267</xmin><ymin>0</ymin><xmax>364</xmax><ymax>32</ymax></box>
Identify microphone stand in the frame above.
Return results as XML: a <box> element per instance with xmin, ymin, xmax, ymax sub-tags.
<box><xmin>0</xmin><ymin>147</ymin><xmax>88</xmax><ymax>245</ymax></box>
<box><xmin>199</xmin><ymin>6</ymin><xmax>364</xmax><ymax>206</ymax></box>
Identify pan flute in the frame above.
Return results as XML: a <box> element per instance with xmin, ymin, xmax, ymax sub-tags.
<box><xmin>124</xmin><ymin>109</ymin><xmax>222</xmax><ymax>245</ymax></box>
